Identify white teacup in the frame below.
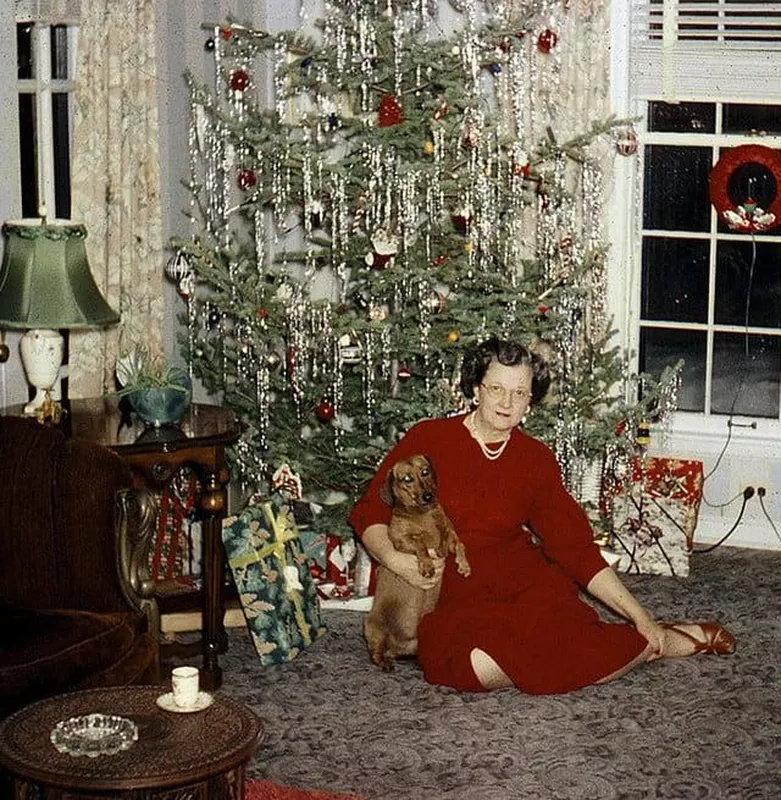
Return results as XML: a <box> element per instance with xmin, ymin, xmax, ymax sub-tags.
<box><xmin>171</xmin><ymin>666</ymin><xmax>200</xmax><ymax>709</ymax></box>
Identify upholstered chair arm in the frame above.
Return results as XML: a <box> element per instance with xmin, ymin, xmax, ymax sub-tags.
<box><xmin>115</xmin><ymin>487</ymin><xmax>160</xmax><ymax>640</ymax></box>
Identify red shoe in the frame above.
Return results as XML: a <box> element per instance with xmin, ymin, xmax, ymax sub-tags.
<box><xmin>661</xmin><ymin>621</ymin><xmax>736</xmax><ymax>655</ymax></box>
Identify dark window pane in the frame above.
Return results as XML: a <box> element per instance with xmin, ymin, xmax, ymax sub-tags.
<box><xmin>17</xmin><ymin>22</ymin><xmax>34</xmax><ymax>80</ymax></box>
<box><xmin>641</xmin><ymin>238</ymin><xmax>709</xmax><ymax>322</ymax></box>
<box><xmin>712</xmin><ymin>333</ymin><xmax>780</xmax><ymax>417</ymax></box>
<box><xmin>52</xmin><ymin>93</ymin><xmax>71</xmax><ymax>219</ymax></box>
<box><xmin>643</xmin><ymin>145</ymin><xmax>713</xmax><ymax>231</ymax></box>
<box><xmin>18</xmin><ymin>94</ymin><xmax>39</xmax><ymax>218</ymax></box>
<box><xmin>715</xmin><ymin>240</ymin><xmax>781</xmax><ymax>327</ymax></box>
<box><xmin>648</xmin><ymin>101</ymin><xmax>715</xmax><ymax>134</ymax></box>
<box><xmin>723</xmin><ymin>104</ymin><xmax>781</xmax><ymax>136</ymax></box>
<box><xmin>51</xmin><ymin>25</ymin><xmax>69</xmax><ymax>80</ymax></box>
<box><xmin>639</xmin><ymin>326</ymin><xmax>706</xmax><ymax>413</ymax></box>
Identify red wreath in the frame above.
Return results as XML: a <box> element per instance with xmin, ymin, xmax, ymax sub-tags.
<box><xmin>709</xmin><ymin>144</ymin><xmax>781</xmax><ymax>232</ymax></box>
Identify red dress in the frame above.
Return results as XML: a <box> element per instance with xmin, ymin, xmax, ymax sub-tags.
<box><xmin>348</xmin><ymin>415</ymin><xmax>647</xmax><ymax>694</ymax></box>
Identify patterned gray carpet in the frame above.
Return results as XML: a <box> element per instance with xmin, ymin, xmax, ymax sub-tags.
<box><xmin>218</xmin><ymin>547</ymin><xmax>780</xmax><ymax>800</ymax></box>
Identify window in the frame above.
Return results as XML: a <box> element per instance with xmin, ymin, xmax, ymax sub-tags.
<box><xmin>624</xmin><ymin>1</ymin><xmax>781</xmax><ymax>421</ymax></box>
<box><xmin>638</xmin><ymin>101</ymin><xmax>781</xmax><ymax>418</ymax></box>
<box><xmin>16</xmin><ymin>18</ymin><xmax>77</xmax><ymax>219</ymax></box>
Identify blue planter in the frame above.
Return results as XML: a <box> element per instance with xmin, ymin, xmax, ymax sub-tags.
<box><xmin>128</xmin><ymin>376</ymin><xmax>192</xmax><ymax>427</ymax></box>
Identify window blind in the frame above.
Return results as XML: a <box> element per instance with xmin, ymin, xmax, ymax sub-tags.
<box><xmin>629</xmin><ymin>1</ymin><xmax>781</xmax><ymax>101</ymax></box>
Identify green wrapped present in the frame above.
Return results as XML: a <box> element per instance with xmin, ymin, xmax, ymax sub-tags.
<box><xmin>222</xmin><ymin>498</ymin><xmax>327</xmax><ymax>665</ymax></box>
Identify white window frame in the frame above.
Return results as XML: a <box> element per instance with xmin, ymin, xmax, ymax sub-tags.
<box><xmin>15</xmin><ymin>14</ymin><xmax>78</xmax><ymax>219</ymax></box>
<box><xmin>611</xmin><ymin>1</ymin><xmax>781</xmax><ymax>439</ymax></box>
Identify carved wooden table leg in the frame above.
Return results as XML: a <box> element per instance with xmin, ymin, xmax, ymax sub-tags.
<box><xmin>199</xmin><ymin>466</ymin><xmax>231</xmax><ymax>691</ymax></box>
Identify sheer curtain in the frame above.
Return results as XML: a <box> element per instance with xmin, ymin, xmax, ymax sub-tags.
<box><xmin>69</xmin><ymin>0</ymin><xmax>164</xmax><ymax>397</ymax></box>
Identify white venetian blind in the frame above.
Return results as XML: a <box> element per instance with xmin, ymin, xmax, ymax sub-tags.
<box><xmin>630</xmin><ymin>0</ymin><xmax>781</xmax><ymax>101</ymax></box>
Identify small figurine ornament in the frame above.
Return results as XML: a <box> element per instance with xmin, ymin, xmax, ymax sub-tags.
<box><xmin>365</xmin><ymin>229</ymin><xmax>399</xmax><ymax>268</ymax></box>
<box><xmin>616</xmin><ymin>125</ymin><xmax>639</xmax><ymax>156</ymax></box>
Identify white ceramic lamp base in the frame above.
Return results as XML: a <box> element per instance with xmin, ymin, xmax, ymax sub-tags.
<box><xmin>19</xmin><ymin>328</ymin><xmax>64</xmax><ymax>415</ymax></box>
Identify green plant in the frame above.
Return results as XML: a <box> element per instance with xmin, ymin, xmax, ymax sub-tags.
<box><xmin>113</xmin><ymin>346</ymin><xmax>190</xmax><ymax>397</ymax></box>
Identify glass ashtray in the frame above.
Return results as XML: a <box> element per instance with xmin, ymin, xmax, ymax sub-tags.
<box><xmin>50</xmin><ymin>713</ymin><xmax>138</xmax><ymax>757</ymax></box>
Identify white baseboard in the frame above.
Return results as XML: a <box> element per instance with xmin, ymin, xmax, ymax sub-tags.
<box><xmin>160</xmin><ymin>606</ymin><xmax>247</xmax><ymax>634</ymax></box>
<box><xmin>693</xmin><ymin>519</ymin><xmax>781</xmax><ymax>551</ymax></box>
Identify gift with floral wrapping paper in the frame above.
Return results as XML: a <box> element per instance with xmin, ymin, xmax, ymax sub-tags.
<box><xmin>221</xmin><ymin>497</ymin><xmax>327</xmax><ymax>665</ymax></box>
<box><xmin>602</xmin><ymin>456</ymin><xmax>704</xmax><ymax>577</ymax></box>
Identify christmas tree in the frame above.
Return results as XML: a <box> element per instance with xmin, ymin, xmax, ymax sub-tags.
<box><xmin>169</xmin><ymin>0</ymin><xmax>680</xmax><ymax>539</ymax></box>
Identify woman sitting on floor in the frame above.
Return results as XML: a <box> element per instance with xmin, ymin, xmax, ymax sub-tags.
<box><xmin>349</xmin><ymin>336</ymin><xmax>735</xmax><ymax>694</ymax></box>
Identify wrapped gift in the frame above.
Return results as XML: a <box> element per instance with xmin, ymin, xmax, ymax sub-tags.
<box><xmin>149</xmin><ymin>471</ymin><xmax>198</xmax><ymax>584</ymax></box>
<box><xmin>222</xmin><ymin>498</ymin><xmax>327</xmax><ymax>665</ymax></box>
<box><xmin>603</xmin><ymin>456</ymin><xmax>704</xmax><ymax>577</ymax></box>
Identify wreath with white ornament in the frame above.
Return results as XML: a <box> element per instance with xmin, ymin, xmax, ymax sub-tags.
<box><xmin>709</xmin><ymin>144</ymin><xmax>781</xmax><ymax>233</ymax></box>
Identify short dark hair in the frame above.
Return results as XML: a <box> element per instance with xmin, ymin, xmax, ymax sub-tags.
<box><xmin>460</xmin><ymin>337</ymin><xmax>551</xmax><ymax>406</ymax></box>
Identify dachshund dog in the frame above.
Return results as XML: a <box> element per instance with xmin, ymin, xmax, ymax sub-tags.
<box><xmin>364</xmin><ymin>454</ymin><xmax>470</xmax><ymax>671</ymax></box>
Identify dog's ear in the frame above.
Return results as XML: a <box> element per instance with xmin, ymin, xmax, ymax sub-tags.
<box><xmin>423</xmin><ymin>454</ymin><xmax>437</xmax><ymax>486</ymax></box>
<box><xmin>379</xmin><ymin>467</ymin><xmax>395</xmax><ymax>506</ymax></box>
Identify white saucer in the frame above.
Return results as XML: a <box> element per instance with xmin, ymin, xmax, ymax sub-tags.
<box><xmin>155</xmin><ymin>691</ymin><xmax>214</xmax><ymax>713</ymax></box>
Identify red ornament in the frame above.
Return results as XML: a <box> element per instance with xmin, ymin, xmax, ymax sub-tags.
<box><xmin>237</xmin><ymin>168</ymin><xmax>257</xmax><ymax>190</ymax></box>
<box><xmin>431</xmin><ymin>254</ymin><xmax>449</xmax><ymax>267</ymax></box>
<box><xmin>220</xmin><ymin>26</ymin><xmax>233</xmax><ymax>40</ymax></box>
<box><xmin>378</xmin><ymin>95</ymin><xmax>403</xmax><ymax>127</ymax></box>
<box><xmin>256</xmin><ymin>308</ymin><xmax>269</xmax><ymax>320</ymax></box>
<box><xmin>397</xmin><ymin>365</ymin><xmax>412</xmax><ymax>382</ymax></box>
<box><xmin>709</xmin><ymin>144</ymin><xmax>781</xmax><ymax>232</ymax></box>
<box><xmin>537</xmin><ymin>29</ymin><xmax>558</xmax><ymax>54</ymax></box>
<box><xmin>615</xmin><ymin>421</ymin><xmax>627</xmax><ymax>437</ymax></box>
<box><xmin>537</xmin><ymin>304</ymin><xmax>548</xmax><ymax>316</ymax></box>
<box><xmin>230</xmin><ymin>70</ymin><xmax>250</xmax><ymax>92</ymax></box>
<box><xmin>315</xmin><ymin>398</ymin><xmax>335</xmax><ymax>422</ymax></box>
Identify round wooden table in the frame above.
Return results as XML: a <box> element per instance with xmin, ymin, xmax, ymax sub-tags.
<box><xmin>0</xmin><ymin>686</ymin><xmax>263</xmax><ymax>799</ymax></box>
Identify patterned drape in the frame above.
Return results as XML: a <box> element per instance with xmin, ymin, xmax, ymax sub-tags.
<box><xmin>507</xmin><ymin>0</ymin><xmax>612</xmax><ymax>335</ymax></box>
<box><xmin>69</xmin><ymin>0</ymin><xmax>164</xmax><ymax>397</ymax></box>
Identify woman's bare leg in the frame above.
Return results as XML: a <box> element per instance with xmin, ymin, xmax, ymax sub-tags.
<box><xmin>471</xmin><ymin>622</ymin><xmax>731</xmax><ymax>690</ymax></box>
<box><xmin>470</xmin><ymin>648</ymin><xmax>513</xmax><ymax>690</ymax></box>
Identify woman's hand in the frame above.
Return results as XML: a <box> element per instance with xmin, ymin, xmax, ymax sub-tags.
<box><xmin>362</xmin><ymin>524</ymin><xmax>445</xmax><ymax>590</ymax></box>
<box><xmin>635</xmin><ymin>617</ymin><xmax>666</xmax><ymax>661</ymax></box>
<box><xmin>384</xmin><ymin>547</ymin><xmax>445</xmax><ymax>590</ymax></box>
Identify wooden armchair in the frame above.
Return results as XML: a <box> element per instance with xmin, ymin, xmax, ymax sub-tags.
<box><xmin>0</xmin><ymin>416</ymin><xmax>160</xmax><ymax>718</ymax></box>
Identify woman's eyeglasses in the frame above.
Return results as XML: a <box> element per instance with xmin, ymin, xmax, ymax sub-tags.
<box><xmin>480</xmin><ymin>383</ymin><xmax>531</xmax><ymax>402</ymax></box>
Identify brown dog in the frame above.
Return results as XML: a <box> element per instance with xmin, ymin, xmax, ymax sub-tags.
<box><xmin>364</xmin><ymin>454</ymin><xmax>470</xmax><ymax>671</ymax></box>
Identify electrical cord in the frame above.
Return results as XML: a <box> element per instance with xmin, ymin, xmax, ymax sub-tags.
<box><xmin>757</xmin><ymin>487</ymin><xmax>781</xmax><ymax>545</ymax></box>
<box><xmin>692</xmin><ymin>486</ymin><xmax>753</xmax><ymax>554</ymax></box>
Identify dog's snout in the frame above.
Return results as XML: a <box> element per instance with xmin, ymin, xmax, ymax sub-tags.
<box><xmin>422</xmin><ymin>491</ymin><xmax>433</xmax><ymax>503</ymax></box>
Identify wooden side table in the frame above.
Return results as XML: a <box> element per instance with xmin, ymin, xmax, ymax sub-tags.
<box><xmin>0</xmin><ymin>686</ymin><xmax>263</xmax><ymax>799</ymax></box>
<box><xmin>2</xmin><ymin>398</ymin><xmax>242</xmax><ymax>690</ymax></box>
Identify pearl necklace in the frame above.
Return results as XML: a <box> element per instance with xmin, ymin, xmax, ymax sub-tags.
<box><xmin>464</xmin><ymin>411</ymin><xmax>511</xmax><ymax>461</ymax></box>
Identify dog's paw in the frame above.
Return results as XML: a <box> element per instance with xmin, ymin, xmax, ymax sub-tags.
<box><xmin>417</xmin><ymin>559</ymin><xmax>435</xmax><ymax>578</ymax></box>
<box><xmin>455</xmin><ymin>544</ymin><xmax>471</xmax><ymax>577</ymax></box>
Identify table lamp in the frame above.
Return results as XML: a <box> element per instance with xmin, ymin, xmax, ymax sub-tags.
<box><xmin>0</xmin><ymin>216</ymin><xmax>120</xmax><ymax>415</ymax></box>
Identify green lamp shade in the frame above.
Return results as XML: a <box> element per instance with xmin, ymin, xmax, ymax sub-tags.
<box><xmin>0</xmin><ymin>220</ymin><xmax>120</xmax><ymax>329</ymax></box>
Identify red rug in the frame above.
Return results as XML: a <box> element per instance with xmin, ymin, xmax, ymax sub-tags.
<box><xmin>245</xmin><ymin>779</ymin><xmax>363</xmax><ymax>800</ymax></box>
